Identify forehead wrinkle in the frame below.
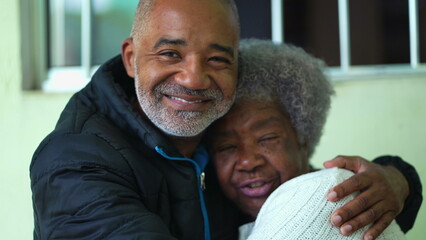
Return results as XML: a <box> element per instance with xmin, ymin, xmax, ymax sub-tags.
<box><xmin>152</xmin><ymin>37</ymin><xmax>187</xmax><ymax>50</ymax></box>
<box><xmin>250</xmin><ymin>117</ymin><xmax>284</xmax><ymax>132</ymax></box>
<box><xmin>212</xmin><ymin>128</ymin><xmax>235</xmax><ymax>142</ymax></box>
<box><xmin>210</xmin><ymin>43</ymin><xmax>235</xmax><ymax>58</ymax></box>
<box><xmin>214</xmin><ymin>116</ymin><xmax>284</xmax><ymax>143</ymax></box>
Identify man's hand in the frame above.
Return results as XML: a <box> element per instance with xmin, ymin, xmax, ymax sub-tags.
<box><xmin>323</xmin><ymin>156</ymin><xmax>409</xmax><ymax>240</ymax></box>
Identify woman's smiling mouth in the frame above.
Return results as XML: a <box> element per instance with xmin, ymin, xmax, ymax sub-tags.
<box><xmin>239</xmin><ymin>179</ymin><xmax>276</xmax><ymax>198</ymax></box>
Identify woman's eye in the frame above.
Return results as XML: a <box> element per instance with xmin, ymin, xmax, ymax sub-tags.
<box><xmin>216</xmin><ymin>144</ymin><xmax>236</xmax><ymax>153</ymax></box>
<box><xmin>259</xmin><ymin>136</ymin><xmax>279</xmax><ymax>143</ymax></box>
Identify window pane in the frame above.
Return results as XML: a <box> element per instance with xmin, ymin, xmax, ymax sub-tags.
<box><xmin>48</xmin><ymin>0</ymin><xmax>82</xmax><ymax>67</ymax></box>
<box><xmin>47</xmin><ymin>0</ymin><xmax>424</xmax><ymax>70</ymax></box>
<box><xmin>92</xmin><ymin>0</ymin><xmax>138</xmax><ymax>65</ymax></box>
<box><xmin>235</xmin><ymin>0</ymin><xmax>271</xmax><ymax>39</ymax></box>
<box><xmin>283</xmin><ymin>0</ymin><xmax>340</xmax><ymax>66</ymax></box>
<box><xmin>420</xmin><ymin>0</ymin><xmax>426</xmax><ymax>63</ymax></box>
<box><xmin>349</xmin><ymin>0</ymin><xmax>410</xmax><ymax>65</ymax></box>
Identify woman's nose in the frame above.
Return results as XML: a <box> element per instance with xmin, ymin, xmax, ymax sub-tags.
<box><xmin>235</xmin><ymin>146</ymin><xmax>265</xmax><ymax>172</ymax></box>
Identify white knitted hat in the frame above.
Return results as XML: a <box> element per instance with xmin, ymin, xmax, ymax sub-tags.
<box><xmin>246</xmin><ymin>168</ymin><xmax>406</xmax><ymax>240</ymax></box>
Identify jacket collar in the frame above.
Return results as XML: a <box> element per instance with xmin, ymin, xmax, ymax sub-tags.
<box><xmin>80</xmin><ymin>55</ymin><xmax>183</xmax><ymax>158</ymax></box>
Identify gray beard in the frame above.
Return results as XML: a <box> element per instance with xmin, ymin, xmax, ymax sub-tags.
<box><xmin>134</xmin><ymin>73</ymin><xmax>234</xmax><ymax>137</ymax></box>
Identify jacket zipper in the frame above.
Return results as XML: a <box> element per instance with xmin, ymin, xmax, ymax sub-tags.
<box><xmin>200</xmin><ymin>172</ymin><xmax>206</xmax><ymax>191</ymax></box>
<box><xmin>155</xmin><ymin>146</ymin><xmax>211</xmax><ymax>240</ymax></box>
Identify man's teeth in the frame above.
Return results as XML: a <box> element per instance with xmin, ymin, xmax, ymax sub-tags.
<box><xmin>248</xmin><ymin>182</ymin><xmax>266</xmax><ymax>188</ymax></box>
<box><xmin>169</xmin><ymin>96</ymin><xmax>204</xmax><ymax>103</ymax></box>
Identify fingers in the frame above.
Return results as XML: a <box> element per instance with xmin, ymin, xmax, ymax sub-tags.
<box><xmin>323</xmin><ymin>155</ymin><xmax>350</xmax><ymax>168</ymax></box>
<box><xmin>327</xmin><ymin>172</ymin><xmax>372</xmax><ymax>202</ymax></box>
<box><xmin>333</xmin><ymin>199</ymin><xmax>398</xmax><ymax>239</ymax></box>
<box><xmin>336</xmin><ymin>202</ymin><xmax>382</xmax><ymax>234</ymax></box>
<box><xmin>330</xmin><ymin>189</ymin><xmax>381</xmax><ymax>227</ymax></box>
<box><xmin>323</xmin><ymin>155</ymin><xmax>365</xmax><ymax>173</ymax></box>
<box><xmin>362</xmin><ymin>212</ymin><xmax>395</xmax><ymax>240</ymax></box>
<box><xmin>324</xmin><ymin>155</ymin><xmax>406</xmax><ymax>239</ymax></box>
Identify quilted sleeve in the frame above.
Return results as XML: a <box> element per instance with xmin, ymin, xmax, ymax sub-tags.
<box><xmin>30</xmin><ymin>133</ymin><xmax>177</xmax><ymax>240</ymax></box>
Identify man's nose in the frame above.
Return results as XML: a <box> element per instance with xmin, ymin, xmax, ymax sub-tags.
<box><xmin>235</xmin><ymin>145</ymin><xmax>265</xmax><ymax>172</ymax></box>
<box><xmin>175</xmin><ymin>57</ymin><xmax>211</xmax><ymax>90</ymax></box>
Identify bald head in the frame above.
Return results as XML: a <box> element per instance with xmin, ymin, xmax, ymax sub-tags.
<box><xmin>121</xmin><ymin>0</ymin><xmax>240</xmax><ymax>142</ymax></box>
<box><xmin>130</xmin><ymin>0</ymin><xmax>240</xmax><ymax>41</ymax></box>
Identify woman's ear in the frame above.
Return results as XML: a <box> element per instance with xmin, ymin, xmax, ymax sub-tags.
<box><xmin>122</xmin><ymin>37</ymin><xmax>136</xmax><ymax>78</ymax></box>
<box><xmin>300</xmin><ymin>144</ymin><xmax>310</xmax><ymax>172</ymax></box>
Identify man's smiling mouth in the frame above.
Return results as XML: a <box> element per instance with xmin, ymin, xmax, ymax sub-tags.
<box><xmin>168</xmin><ymin>95</ymin><xmax>206</xmax><ymax>103</ymax></box>
<box><xmin>163</xmin><ymin>94</ymin><xmax>214</xmax><ymax>112</ymax></box>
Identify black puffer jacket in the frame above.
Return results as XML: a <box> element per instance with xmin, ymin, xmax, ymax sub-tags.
<box><xmin>30</xmin><ymin>56</ymin><xmax>239</xmax><ymax>240</ymax></box>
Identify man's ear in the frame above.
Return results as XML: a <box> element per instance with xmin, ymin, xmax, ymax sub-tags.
<box><xmin>122</xmin><ymin>37</ymin><xmax>135</xmax><ymax>78</ymax></box>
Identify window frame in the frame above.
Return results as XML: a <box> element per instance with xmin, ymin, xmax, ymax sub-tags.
<box><xmin>20</xmin><ymin>0</ymin><xmax>48</xmax><ymax>90</ymax></box>
<box><xmin>22</xmin><ymin>0</ymin><xmax>426</xmax><ymax>92</ymax></box>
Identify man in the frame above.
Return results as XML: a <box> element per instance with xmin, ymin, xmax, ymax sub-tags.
<box><xmin>207</xmin><ymin>39</ymin><xmax>422</xmax><ymax>240</ymax></box>
<box><xmin>30</xmin><ymin>1</ymin><xmax>420</xmax><ymax>240</ymax></box>
<box><xmin>31</xmin><ymin>0</ymin><xmax>239</xmax><ymax>239</ymax></box>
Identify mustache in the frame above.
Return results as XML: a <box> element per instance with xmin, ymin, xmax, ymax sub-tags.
<box><xmin>155</xmin><ymin>83</ymin><xmax>223</xmax><ymax>99</ymax></box>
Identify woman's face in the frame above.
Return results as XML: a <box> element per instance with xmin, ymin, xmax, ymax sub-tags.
<box><xmin>208</xmin><ymin>100</ymin><xmax>309</xmax><ymax>219</ymax></box>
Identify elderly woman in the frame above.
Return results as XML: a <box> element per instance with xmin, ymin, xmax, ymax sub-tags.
<box><xmin>206</xmin><ymin>39</ymin><xmax>422</xmax><ymax>240</ymax></box>
<box><xmin>242</xmin><ymin>167</ymin><xmax>407</xmax><ymax>240</ymax></box>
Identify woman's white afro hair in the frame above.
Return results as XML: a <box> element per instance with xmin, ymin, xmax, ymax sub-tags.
<box><xmin>237</xmin><ymin>39</ymin><xmax>335</xmax><ymax>158</ymax></box>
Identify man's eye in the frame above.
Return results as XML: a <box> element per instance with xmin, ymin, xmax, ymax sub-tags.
<box><xmin>159</xmin><ymin>51</ymin><xmax>180</xmax><ymax>58</ymax></box>
<box><xmin>209</xmin><ymin>56</ymin><xmax>231</xmax><ymax>64</ymax></box>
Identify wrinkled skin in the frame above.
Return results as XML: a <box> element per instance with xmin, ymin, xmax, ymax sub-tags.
<box><xmin>209</xmin><ymin>100</ymin><xmax>409</xmax><ymax>240</ymax></box>
<box><xmin>122</xmin><ymin>0</ymin><xmax>239</xmax><ymax>157</ymax></box>
<box><xmin>324</xmin><ymin>156</ymin><xmax>408</xmax><ymax>240</ymax></box>
<box><xmin>209</xmin><ymin>100</ymin><xmax>309</xmax><ymax>219</ymax></box>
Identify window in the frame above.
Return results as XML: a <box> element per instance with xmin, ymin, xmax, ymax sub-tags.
<box><xmin>236</xmin><ymin>0</ymin><xmax>426</xmax><ymax>80</ymax></box>
<box><xmin>42</xmin><ymin>0</ymin><xmax>138</xmax><ymax>91</ymax></box>
<box><xmin>21</xmin><ymin>0</ymin><xmax>426</xmax><ymax>91</ymax></box>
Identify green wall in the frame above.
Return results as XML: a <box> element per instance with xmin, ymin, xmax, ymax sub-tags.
<box><xmin>311</xmin><ymin>76</ymin><xmax>426</xmax><ymax>240</ymax></box>
<box><xmin>1</xmin><ymin>0</ymin><xmax>424</xmax><ymax>239</ymax></box>
<box><xmin>0</xmin><ymin>0</ymin><xmax>72</xmax><ymax>238</ymax></box>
